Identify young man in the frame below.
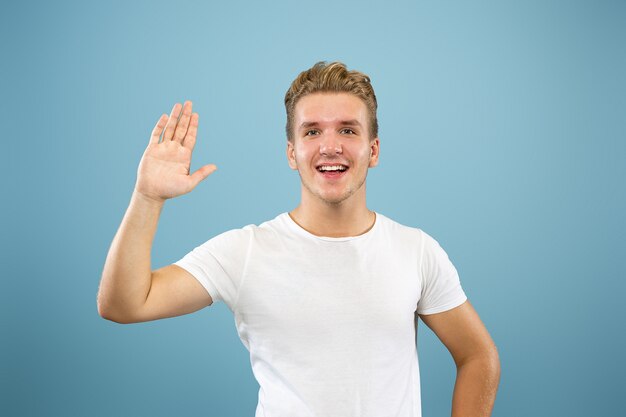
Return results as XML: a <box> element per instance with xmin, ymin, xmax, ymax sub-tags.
<box><xmin>98</xmin><ymin>62</ymin><xmax>500</xmax><ymax>417</ymax></box>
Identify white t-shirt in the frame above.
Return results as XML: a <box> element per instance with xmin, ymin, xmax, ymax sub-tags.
<box><xmin>174</xmin><ymin>212</ymin><xmax>467</xmax><ymax>417</ymax></box>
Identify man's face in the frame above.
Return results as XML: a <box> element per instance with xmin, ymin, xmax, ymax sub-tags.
<box><xmin>287</xmin><ymin>92</ymin><xmax>380</xmax><ymax>206</ymax></box>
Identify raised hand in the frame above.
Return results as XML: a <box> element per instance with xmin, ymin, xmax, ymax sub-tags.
<box><xmin>134</xmin><ymin>101</ymin><xmax>217</xmax><ymax>203</ymax></box>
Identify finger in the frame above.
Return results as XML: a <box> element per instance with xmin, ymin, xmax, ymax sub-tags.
<box><xmin>183</xmin><ymin>112</ymin><xmax>199</xmax><ymax>151</ymax></box>
<box><xmin>173</xmin><ymin>100</ymin><xmax>193</xmax><ymax>143</ymax></box>
<box><xmin>150</xmin><ymin>114</ymin><xmax>168</xmax><ymax>144</ymax></box>
<box><xmin>162</xmin><ymin>103</ymin><xmax>182</xmax><ymax>141</ymax></box>
<box><xmin>189</xmin><ymin>164</ymin><xmax>217</xmax><ymax>188</ymax></box>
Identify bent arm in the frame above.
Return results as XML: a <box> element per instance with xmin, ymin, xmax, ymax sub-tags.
<box><xmin>419</xmin><ymin>301</ymin><xmax>501</xmax><ymax>417</ymax></box>
<box><xmin>97</xmin><ymin>101</ymin><xmax>216</xmax><ymax>323</ymax></box>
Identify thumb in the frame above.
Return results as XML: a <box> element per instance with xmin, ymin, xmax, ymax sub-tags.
<box><xmin>189</xmin><ymin>164</ymin><xmax>217</xmax><ymax>188</ymax></box>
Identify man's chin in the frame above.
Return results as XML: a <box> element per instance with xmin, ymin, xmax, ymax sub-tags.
<box><xmin>318</xmin><ymin>191</ymin><xmax>353</xmax><ymax>206</ymax></box>
<box><xmin>301</xmin><ymin>181</ymin><xmax>360</xmax><ymax>206</ymax></box>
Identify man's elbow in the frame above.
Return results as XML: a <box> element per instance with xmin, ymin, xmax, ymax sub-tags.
<box><xmin>97</xmin><ymin>294</ymin><xmax>136</xmax><ymax>324</ymax></box>
<box><xmin>98</xmin><ymin>308</ymin><xmax>129</xmax><ymax>324</ymax></box>
<box><xmin>457</xmin><ymin>343</ymin><xmax>501</xmax><ymax>379</ymax></box>
<box><xmin>98</xmin><ymin>303</ymin><xmax>125</xmax><ymax>324</ymax></box>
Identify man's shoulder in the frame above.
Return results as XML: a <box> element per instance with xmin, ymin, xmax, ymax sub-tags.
<box><xmin>192</xmin><ymin>213</ymin><xmax>287</xmax><ymax>254</ymax></box>
<box><xmin>375</xmin><ymin>213</ymin><xmax>451</xmax><ymax>253</ymax></box>
<box><xmin>375</xmin><ymin>212</ymin><xmax>424</xmax><ymax>237</ymax></box>
<box><xmin>217</xmin><ymin>213</ymin><xmax>289</xmax><ymax>240</ymax></box>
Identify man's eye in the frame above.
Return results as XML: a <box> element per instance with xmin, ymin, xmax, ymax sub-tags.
<box><xmin>340</xmin><ymin>128</ymin><xmax>355</xmax><ymax>135</ymax></box>
<box><xmin>305</xmin><ymin>130</ymin><xmax>319</xmax><ymax>136</ymax></box>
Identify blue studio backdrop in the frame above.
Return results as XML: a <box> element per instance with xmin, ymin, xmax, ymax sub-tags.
<box><xmin>1</xmin><ymin>1</ymin><xmax>625</xmax><ymax>416</ymax></box>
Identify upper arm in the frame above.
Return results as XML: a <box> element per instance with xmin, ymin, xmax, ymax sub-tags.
<box><xmin>129</xmin><ymin>264</ymin><xmax>213</xmax><ymax>323</ymax></box>
<box><xmin>419</xmin><ymin>300</ymin><xmax>499</xmax><ymax>367</ymax></box>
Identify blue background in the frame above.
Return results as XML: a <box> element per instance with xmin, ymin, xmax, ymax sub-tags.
<box><xmin>1</xmin><ymin>0</ymin><xmax>624</xmax><ymax>416</ymax></box>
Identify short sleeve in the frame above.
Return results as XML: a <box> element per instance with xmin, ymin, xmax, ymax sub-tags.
<box><xmin>174</xmin><ymin>226</ymin><xmax>253</xmax><ymax>311</ymax></box>
<box><xmin>416</xmin><ymin>230</ymin><xmax>467</xmax><ymax>315</ymax></box>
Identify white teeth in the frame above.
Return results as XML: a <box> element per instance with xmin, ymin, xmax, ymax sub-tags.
<box><xmin>318</xmin><ymin>165</ymin><xmax>347</xmax><ymax>172</ymax></box>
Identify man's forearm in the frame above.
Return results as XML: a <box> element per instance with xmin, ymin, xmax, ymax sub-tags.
<box><xmin>97</xmin><ymin>191</ymin><xmax>165</xmax><ymax>322</ymax></box>
<box><xmin>451</xmin><ymin>354</ymin><xmax>501</xmax><ymax>417</ymax></box>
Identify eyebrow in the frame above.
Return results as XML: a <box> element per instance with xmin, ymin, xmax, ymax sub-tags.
<box><xmin>299</xmin><ymin>120</ymin><xmax>363</xmax><ymax>129</ymax></box>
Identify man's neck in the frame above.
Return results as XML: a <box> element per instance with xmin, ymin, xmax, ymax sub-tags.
<box><xmin>289</xmin><ymin>198</ymin><xmax>375</xmax><ymax>238</ymax></box>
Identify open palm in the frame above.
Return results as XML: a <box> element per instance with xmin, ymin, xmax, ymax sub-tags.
<box><xmin>135</xmin><ymin>101</ymin><xmax>216</xmax><ymax>203</ymax></box>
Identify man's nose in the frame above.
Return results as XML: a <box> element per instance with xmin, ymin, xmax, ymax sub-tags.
<box><xmin>319</xmin><ymin>133</ymin><xmax>342</xmax><ymax>155</ymax></box>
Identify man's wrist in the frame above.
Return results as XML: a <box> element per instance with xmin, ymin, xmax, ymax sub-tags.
<box><xmin>131</xmin><ymin>189</ymin><xmax>166</xmax><ymax>210</ymax></box>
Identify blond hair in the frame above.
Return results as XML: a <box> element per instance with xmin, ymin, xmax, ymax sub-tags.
<box><xmin>284</xmin><ymin>61</ymin><xmax>378</xmax><ymax>141</ymax></box>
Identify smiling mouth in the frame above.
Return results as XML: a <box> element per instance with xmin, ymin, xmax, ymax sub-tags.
<box><xmin>316</xmin><ymin>164</ymin><xmax>348</xmax><ymax>173</ymax></box>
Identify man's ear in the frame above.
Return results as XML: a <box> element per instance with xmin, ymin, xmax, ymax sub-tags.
<box><xmin>369</xmin><ymin>137</ymin><xmax>380</xmax><ymax>168</ymax></box>
<box><xmin>287</xmin><ymin>140</ymin><xmax>298</xmax><ymax>170</ymax></box>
